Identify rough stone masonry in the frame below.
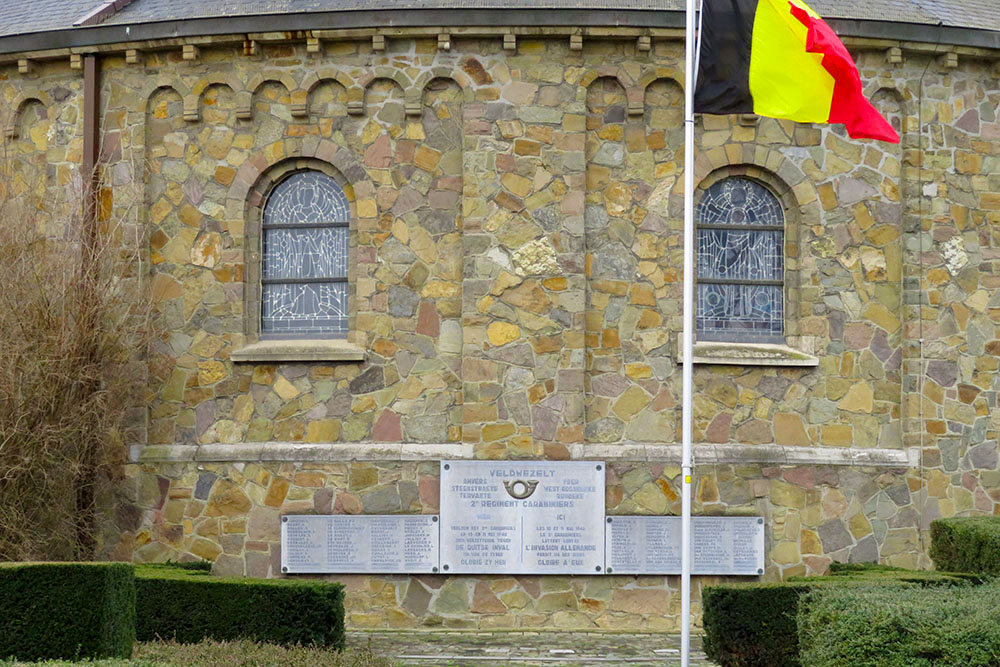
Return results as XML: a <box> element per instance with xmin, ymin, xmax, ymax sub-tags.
<box><xmin>1</xmin><ymin>10</ymin><xmax>999</xmax><ymax>630</ymax></box>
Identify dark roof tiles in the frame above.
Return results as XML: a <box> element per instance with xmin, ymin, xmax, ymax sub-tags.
<box><xmin>1</xmin><ymin>0</ymin><xmax>997</xmax><ymax>39</ymax></box>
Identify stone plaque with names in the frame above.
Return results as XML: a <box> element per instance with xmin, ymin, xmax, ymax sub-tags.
<box><xmin>605</xmin><ymin>516</ymin><xmax>765</xmax><ymax>575</ymax></box>
<box><xmin>281</xmin><ymin>515</ymin><xmax>439</xmax><ymax>574</ymax></box>
<box><xmin>440</xmin><ymin>461</ymin><xmax>606</xmax><ymax>575</ymax></box>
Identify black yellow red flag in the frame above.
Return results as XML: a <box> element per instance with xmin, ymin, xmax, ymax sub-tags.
<box><xmin>695</xmin><ymin>0</ymin><xmax>899</xmax><ymax>143</ymax></box>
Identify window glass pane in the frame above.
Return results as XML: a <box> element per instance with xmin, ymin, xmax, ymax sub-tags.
<box><xmin>696</xmin><ymin>177</ymin><xmax>784</xmax><ymax>340</ymax></box>
<box><xmin>697</xmin><ymin>284</ymin><xmax>783</xmax><ymax>337</ymax></box>
<box><xmin>262</xmin><ymin>282</ymin><xmax>348</xmax><ymax>336</ymax></box>
<box><xmin>696</xmin><ymin>178</ymin><xmax>783</xmax><ymax>227</ymax></box>
<box><xmin>261</xmin><ymin>170</ymin><xmax>350</xmax><ymax>337</ymax></box>
<box><xmin>263</xmin><ymin>171</ymin><xmax>350</xmax><ymax>225</ymax></box>
<box><xmin>697</xmin><ymin>229</ymin><xmax>783</xmax><ymax>281</ymax></box>
<box><xmin>263</xmin><ymin>227</ymin><xmax>348</xmax><ymax>280</ymax></box>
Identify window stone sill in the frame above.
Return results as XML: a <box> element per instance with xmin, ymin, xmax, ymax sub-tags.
<box><xmin>677</xmin><ymin>340</ymin><xmax>819</xmax><ymax>367</ymax></box>
<box><xmin>231</xmin><ymin>339</ymin><xmax>366</xmax><ymax>363</ymax></box>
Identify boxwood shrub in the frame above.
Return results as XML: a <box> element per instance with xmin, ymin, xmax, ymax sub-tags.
<box><xmin>798</xmin><ymin>580</ymin><xmax>1000</xmax><ymax>666</ymax></box>
<box><xmin>930</xmin><ymin>516</ymin><xmax>1000</xmax><ymax>575</ymax></box>
<box><xmin>136</xmin><ymin>564</ymin><xmax>345</xmax><ymax>649</ymax></box>
<box><xmin>0</xmin><ymin>562</ymin><xmax>135</xmax><ymax>661</ymax></box>
<box><xmin>702</xmin><ymin>564</ymin><xmax>974</xmax><ymax>667</ymax></box>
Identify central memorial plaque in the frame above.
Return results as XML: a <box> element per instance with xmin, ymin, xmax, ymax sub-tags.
<box><xmin>439</xmin><ymin>461</ymin><xmax>606</xmax><ymax>574</ymax></box>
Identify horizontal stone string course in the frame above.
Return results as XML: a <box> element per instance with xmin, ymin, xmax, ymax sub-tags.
<box><xmin>133</xmin><ymin>442</ymin><xmax>916</xmax><ymax>467</ymax></box>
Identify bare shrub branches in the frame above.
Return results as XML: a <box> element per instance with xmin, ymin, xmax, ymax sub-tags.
<box><xmin>0</xmin><ymin>161</ymin><xmax>149</xmax><ymax>561</ymax></box>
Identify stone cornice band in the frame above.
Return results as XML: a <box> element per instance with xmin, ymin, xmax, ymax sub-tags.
<box><xmin>132</xmin><ymin>442</ymin><xmax>917</xmax><ymax>467</ymax></box>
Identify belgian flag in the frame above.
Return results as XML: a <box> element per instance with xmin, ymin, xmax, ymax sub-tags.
<box><xmin>695</xmin><ymin>0</ymin><xmax>900</xmax><ymax>143</ymax></box>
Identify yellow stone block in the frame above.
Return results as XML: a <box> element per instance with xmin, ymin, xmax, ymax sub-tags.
<box><xmin>482</xmin><ymin>422</ymin><xmax>516</xmax><ymax>442</ymax></box>
<box><xmin>414</xmin><ymin>145</ymin><xmax>442</xmax><ymax>171</ymax></box>
<box><xmin>150</xmin><ymin>198</ymin><xmax>172</xmax><ymax>225</ymax></box>
<box><xmin>771</xmin><ymin>541</ymin><xmax>800</xmax><ymax>565</ymax></box>
<box><xmin>612</xmin><ymin>386</ymin><xmax>651</xmax><ymax>420</ymax></box>
<box><xmin>197</xmin><ymin>361</ymin><xmax>226</xmax><ymax>386</ymax></box>
<box><xmin>356</xmin><ymin>199</ymin><xmax>377</xmax><ymax>218</ymax></box>
<box><xmin>821</xmin><ymin>424</ymin><xmax>853</xmax><ymax>447</ymax></box>
<box><xmin>848</xmin><ymin>513</ymin><xmax>872</xmax><ymax>539</ymax></box>
<box><xmin>597</xmin><ymin>125</ymin><xmax>623</xmax><ymax>141</ymax></box>
<box><xmin>233</xmin><ymin>394</ymin><xmax>254</xmax><ymax>423</ymax></box>
<box><xmin>273</xmin><ymin>376</ymin><xmax>301</xmax><ymax>401</ymax></box>
<box><xmin>501</xmin><ymin>173</ymin><xmax>533</xmax><ymax>198</ymax></box>
<box><xmin>487</xmin><ymin>321</ymin><xmax>521</xmax><ymax>346</ymax></box>
<box><xmin>422</xmin><ymin>280</ymin><xmax>461</xmax><ymax>298</ymax></box>
<box><xmin>838</xmin><ymin>381</ymin><xmax>873</xmax><ymax>414</ymax></box>
<box><xmin>306</xmin><ymin>419</ymin><xmax>341</xmax><ymax>443</ymax></box>
<box><xmin>624</xmin><ymin>363</ymin><xmax>652</xmax><ymax>380</ymax></box>
<box><xmin>863</xmin><ymin>302</ymin><xmax>900</xmax><ymax>333</ymax></box>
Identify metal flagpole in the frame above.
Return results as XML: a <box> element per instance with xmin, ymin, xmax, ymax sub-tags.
<box><xmin>681</xmin><ymin>0</ymin><xmax>698</xmax><ymax>663</ymax></box>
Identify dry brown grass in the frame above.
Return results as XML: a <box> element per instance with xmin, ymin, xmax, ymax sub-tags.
<box><xmin>0</xmin><ymin>639</ymin><xmax>397</xmax><ymax>666</ymax></box>
<box><xmin>0</xmin><ymin>174</ymin><xmax>149</xmax><ymax>561</ymax></box>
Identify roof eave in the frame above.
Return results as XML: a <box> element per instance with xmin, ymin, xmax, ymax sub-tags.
<box><xmin>0</xmin><ymin>8</ymin><xmax>997</xmax><ymax>57</ymax></box>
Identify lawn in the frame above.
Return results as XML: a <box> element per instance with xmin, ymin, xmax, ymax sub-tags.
<box><xmin>0</xmin><ymin>639</ymin><xmax>395</xmax><ymax>667</ymax></box>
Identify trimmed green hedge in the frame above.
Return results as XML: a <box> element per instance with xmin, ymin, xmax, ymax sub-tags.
<box><xmin>0</xmin><ymin>562</ymin><xmax>135</xmax><ymax>661</ymax></box>
<box><xmin>930</xmin><ymin>517</ymin><xmax>1000</xmax><ymax>575</ymax></box>
<box><xmin>798</xmin><ymin>580</ymin><xmax>1000</xmax><ymax>666</ymax></box>
<box><xmin>702</xmin><ymin>564</ymin><xmax>974</xmax><ymax>667</ymax></box>
<box><xmin>136</xmin><ymin>565</ymin><xmax>345</xmax><ymax>649</ymax></box>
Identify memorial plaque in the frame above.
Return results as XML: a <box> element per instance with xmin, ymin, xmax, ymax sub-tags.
<box><xmin>440</xmin><ymin>461</ymin><xmax>606</xmax><ymax>574</ymax></box>
<box><xmin>605</xmin><ymin>516</ymin><xmax>765</xmax><ymax>575</ymax></box>
<box><xmin>281</xmin><ymin>515</ymin><xmax>439</xmax><ymax>574</ymax></box>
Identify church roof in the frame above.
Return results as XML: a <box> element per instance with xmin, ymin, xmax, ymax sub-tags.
<box><xmin>0</xmin><ymin>0</ymin><xmax>997</xmax><ymax>44</ymax></box>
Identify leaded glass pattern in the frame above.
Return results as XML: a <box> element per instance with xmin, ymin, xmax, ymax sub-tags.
<box><xmin>696</xmin><ymin>178</ymin><xmax>784</xmax><ymax>341</ymax></box>
<box><xmin>261</xmin><ymin>171</ymin><xmax>350</xmax><ymax>337</ymax></box>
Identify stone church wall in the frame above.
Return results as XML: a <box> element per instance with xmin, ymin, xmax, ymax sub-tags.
<box><xmin>1</xmin><ymin>30</ymin><xmax>998</xmax><ymax>630</ymax></box>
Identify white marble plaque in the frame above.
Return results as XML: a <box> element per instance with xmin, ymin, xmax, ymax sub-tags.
<box><xmin>605</xmin><ymin>516</ymin><xmax>765</xmax><ymax>575</ymax></box>
<box><xmin>439</xmin><ymin>461</ymin><xmax>606</xmax><ymax>574</ymax></box>
<box><xmin>281</xmin><ymin>515</ymin><xmax>439</xmax><ymax>574</ymax></box>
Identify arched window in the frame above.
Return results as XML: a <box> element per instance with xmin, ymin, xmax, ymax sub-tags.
<box><xmin>696</xmin><ymin>177</ymin><xmax>784</xmax><ymax>342</ymax></box>
<box><xmin>261</xmin><ymin>170</ymin><xmax>350</xmax><ymax>337</ymax></box>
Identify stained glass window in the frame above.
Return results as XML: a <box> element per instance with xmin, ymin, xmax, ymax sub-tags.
<box><xmin>696</xmin><ymin>177</ymin><xmax>784</xmax><ymax>341</ymax></box>
<box><xmin>261</xmin><ymin>171</ymin><xmax>350</xmax><ymax>337</ymax></box>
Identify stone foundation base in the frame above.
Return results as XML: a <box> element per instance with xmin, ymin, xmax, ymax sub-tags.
<box><xmin>105</xmin><ymin>445</ymin><xmax>992</xmax><ymax>630</ymax></box>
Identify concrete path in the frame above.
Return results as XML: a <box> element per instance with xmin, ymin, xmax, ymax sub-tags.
<box><xmin>348</xmin><ymin>631</ymin><xmax>716</xmax><ymax>666</ymax></box>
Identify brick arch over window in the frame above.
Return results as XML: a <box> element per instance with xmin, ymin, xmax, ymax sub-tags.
<box><xmin>228</xmin><ymin>142</ymin><xmax>377</xmax><ymax>344</ymax></box>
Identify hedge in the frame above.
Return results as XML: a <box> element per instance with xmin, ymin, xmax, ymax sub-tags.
<box><xmin>136</xmin><ymin>564</ymin><xmax>345</xmax><ymax>649</ymax></box>
<box><xmin>930</xmin><ymin>516</ymin><xmax>1000</xmax><ymax>575</ymax></box>
<box><xmin>702</xmin><ymin>564</ymin><xmax>974</xmax><ymax>667</ymax></box>
<box><xmin>0</xmin><ymin>562</ymin><xmax>135</xmax><ymax>661</ymax></box>
<box><xmin>798</xmin><ymin>580</ymin><xmax>1000</xmax><ymax>666</ymax></box>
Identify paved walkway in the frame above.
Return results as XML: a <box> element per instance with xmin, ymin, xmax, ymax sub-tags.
<box><xmin>349</xmin><ymin>632</ymin><xmax>715</xmax><ymax>666</ymax></box>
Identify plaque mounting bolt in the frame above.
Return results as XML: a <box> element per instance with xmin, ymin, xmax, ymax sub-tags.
<box><xmin>595</xmin><ymin>566</ymin><xmax>602</xmax><ymax>572</ymax></box>
<box><xmin>596</xmin><ymin>464</ymin><xmax>602</xmax><ymax>471</ymax></box>
<box><xmin>757</xmin><ymin>568</ymin><xmax>764</xmax><ymax>575</ymax></box>
<box><xmin>606</xmin><ymin>567</ymin><xmax>613</xmax><ymax>574</ymax></box>
<box><xmin>606</xmin><ymin>517</ymin><xmax>613</xmax><ymax>523</ymax></box>
<box><xmin>432</xmin><ymin>567</ymin><xmax>438</xmax><ymax>573</ymax></box>
<box><xmin>757</xmin><ymin>518</ymin><xmax>763</xmax><ymax>524</ymax></box>
<box><xmin>282</xmin><ymin>566</ymin><xmax>288</xmax><ymax>573</ymax></box>
<box><xmin>282</xmin><ymin>516</ymin><xmax>288</xmax><ymax>522</ymax></box>
<box><xmin>432</xmin><ymin>516</ymin><xmax>438</xmax><ymax>522</ymax></box>
<box><xmin>443</xmin><ymin>464</ymin><xmax>450</xmax><ymax>471</ymax></box>
<box><xmin>442</xmin><ymin>564</ymin><xmax>449</xmax><ymax>571</ymax></box>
